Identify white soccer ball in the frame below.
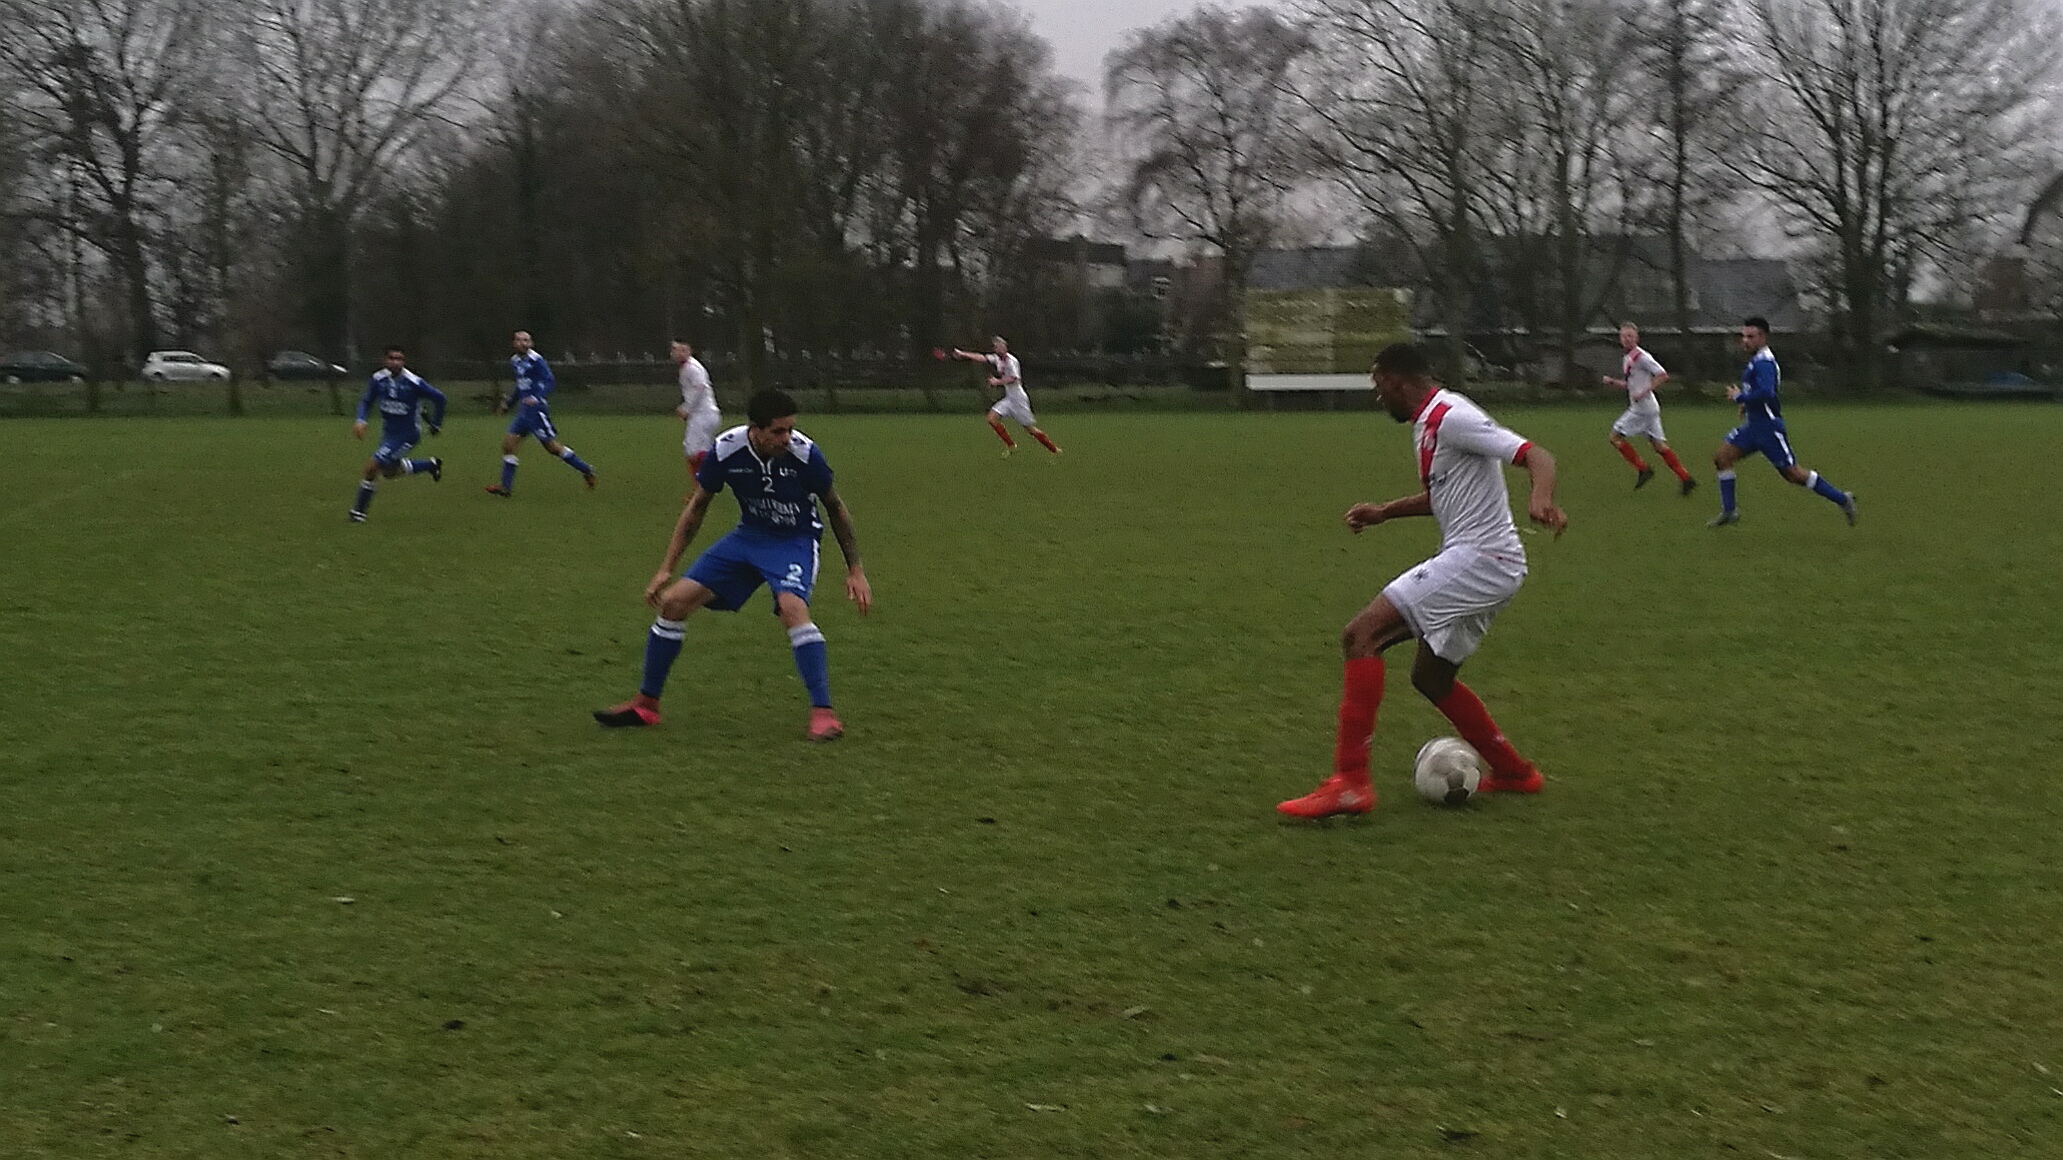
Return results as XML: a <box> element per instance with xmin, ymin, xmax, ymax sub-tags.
<box><xmin>1413</xmin><ymin>737</ymin><xmax>1482</xmax><ymax>807</ymax></box>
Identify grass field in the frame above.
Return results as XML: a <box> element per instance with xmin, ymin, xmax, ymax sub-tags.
<box><xmin>3</xmin><ymin>404</ymin><xmax>2060</xmax><ymax>1158</ymax></box>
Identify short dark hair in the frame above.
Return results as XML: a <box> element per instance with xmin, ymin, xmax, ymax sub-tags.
<box><xmin>1372</xmin><ymin>342</ymin><xmax>1432</xmax><ymax>379</ymax></box>
<box><xmin>383</xmin><ymin>345</ymin><xmax>405</xmax><ymax>358</ymax></box>
<box><xmin>1742</xmin><ymin>316</ymin><xmax>1771</xmax><ymax>334</ymax></box>
<box><xmin>747</xmin><ymin>388</ymin><xmax>799</xmax><ymax>428</ymax></box>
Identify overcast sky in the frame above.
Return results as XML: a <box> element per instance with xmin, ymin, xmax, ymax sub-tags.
<box><xmin>1024</xmin><ymin>0</ymin><xmax>1285</xmax><ymax>91</ymax></box>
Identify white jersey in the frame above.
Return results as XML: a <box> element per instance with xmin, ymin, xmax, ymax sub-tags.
<box><xmin>988</xmin><ymin>353</ymin><xmax>1026</xmax><ymax>400</ymax></box>
<box><xmin>1411</xmin><ymin>388</ymin><xmax>1531</xmax><ymax>560</ymax></box>
<box><xmin>1621</xmin><ymin>347</ymin><xmax>1665</xmax><ymax>414</ymax></box>
<box><xmin>678</xmin><ymin>357</ymin><xmax>719</xmax><ymax>420</ymax></box>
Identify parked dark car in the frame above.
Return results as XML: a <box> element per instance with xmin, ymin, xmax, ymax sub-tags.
<box><xmin>266</xmin><ymin>350</ymin><xmax>349</xmax><ymax>382</ymax></box>
<box><xmin>1</xmin><ymin>350</ymin><xmax>90</xmax><ymax>383</ymax></box>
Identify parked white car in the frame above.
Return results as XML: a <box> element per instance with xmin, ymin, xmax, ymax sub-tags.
<box><xmin>142</xmin><ymin>350</ymin><xmax>232</xmax><ymax>382</ymax></box>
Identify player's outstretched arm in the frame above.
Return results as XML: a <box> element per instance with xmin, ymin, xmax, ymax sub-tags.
<box><xmin>647</xmin><ymin>487</ymin><xmax>715</xmax><ymax>605</ymax></box>
<box><xmin>822</xmin><ymin>486</ymin><xmax>871</xmax><ymax>616</ymax></box>
<box><xmin>1345</xmin><ymin>492</ymin><xmax>1432</xmax><ymax>532</ymax></box>
<box><xmin>1519</xmin><ymin>445</ymin><xmax>1568</xmax><ymax>537</ymax></box>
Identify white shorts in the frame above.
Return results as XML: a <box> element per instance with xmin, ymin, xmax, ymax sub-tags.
<box><xmin>684</xmin><ymin>413</ymin><xmax>722</xmax><ymax>458</ymax></box>
<box><xmin>1611</xmin><ymin>404</ymin><xmax>1665</xmax><ymax>442</ymax></box>
<box><xmin>1381</xmin><ymin>546</ymin><xmax>1527</xmax><ymax>664</ymax></box>
<box><xmin>989</xmin><ymin>389</ymin><xmax>1036</xmax><ymax>426</ymax></box>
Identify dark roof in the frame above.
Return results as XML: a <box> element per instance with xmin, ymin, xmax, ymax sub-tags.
<box><xmin>1680</xmin><ymin>258</ymin><xmax>1808</xmax><ymax>332</ymax></box>
<box><xmin>1889</xmin><ymin>324</ymin><xmax>2025</xmax><ymax>349</ymax></box>
<box><xmin>1030</xmin><ymin>236</ymin><xmax>1126</xmax><ymax>266</ymax></box>
<box><xmin>1125</xmin><ymin>257</ymin><xmax>1181</xmax><ymax>291</ymax></box>
<box><xmin>1247</xmin><ymin>247</ymin><xmax>1377</xmax><ymax>291</ymax></box>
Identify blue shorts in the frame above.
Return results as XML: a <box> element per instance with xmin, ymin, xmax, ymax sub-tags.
<box><xmin>373</xmin><ymin>435</ymin><xmax>417</xmax><ymax>467</ymax></box>
<box><xmin>507</xmin><ymin>408</ymin><xmax>560</xmax><ymax>444</ymax></box>
<box><xmin>1726</xmin><ymin>422</ymin><xmax>1796</xmax><ymax>470</ymax></box>
<box><xmin>685</xmin><ymin>530</ymin><xmax>821</xmax><ymax>613</ymax></box>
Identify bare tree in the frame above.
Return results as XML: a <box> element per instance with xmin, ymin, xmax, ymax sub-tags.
<box><xmin>1106</xmin><ymin>5</ymin><xmax>1316</xmax><ymax>388</ymax></box>
<box><xmin>0</xmin><ymin>0</ymin><xmax>218</xmax><ymax>360</ymax></box>
<box><xmin>0</xmin><ymin>78</ymin><xmax>29</xmax><ymax>342</ymax></box>
<box><xmin>1629</xmin><ymin>0</ymin><xmax>1747</xmax><ymax>340</ymax></box>
<box><xmin>584</xmin><ymin>0</ymin><xmax>1077</xmax><ymax>375</ymax></box>
<box><xmin>1473</xmin><ymin>0</ymin><xmax>1648</xmax><ymax>383</ymax></box>
<box><xmin>611</xmin><ymin>0</ymin><xmax>849</xmax><ymax>380</ymax></box>
<box><xmin>871</xmin><ymin>0</ymin><xmax>1080</xmax><ymax>355</ymax></box>
<box><xmin>1745</xmin><ymin>0</ymin><xmax>2060</xmax><ymax>386</ymax></box>
<box><xmin>238</xmin><ymin>0</ymin><xmax>484</xmax><ymax>361</ymax></box>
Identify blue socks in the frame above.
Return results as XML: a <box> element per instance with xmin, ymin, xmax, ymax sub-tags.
<box><xmin>640</xmin><ymin>618</ymin><xmax>686</xmax><ymax>698</ymax></box>
<box><xmin>788</xmin><ymin>623</ymin><xmax>832</xmax><ymax>708</ymax></box>
<box><xmin>403</xmin><ymin>458</ymin><xmax>434</xmax><ymax>475</ymax></box>
<box><xmin>1719</xmin><ymin>466</ymin><xmax>1850</xmax><ymax>514</ymax></box>
<box><xmin>1806</xmin><ymin>471</ymin><xmax>1849</xmax><ymax>507</ymax></box>
<box><xmin>636</xmin><ymin>618</ymin><xmax>828</xmax><ymax>706</ymax></box>
<box><xmin>352</xmin><ymin>481</ymin><xmax>376</xmax><ymax>515</ymax></box>
<box><xmin>501</xmin><ymin>450</ymin><xmax>590</xmax><ymax>487</ymax></box>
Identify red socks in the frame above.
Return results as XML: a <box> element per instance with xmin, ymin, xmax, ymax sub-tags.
<box><xmin>1615</xmin><ymin>441</ymin><xmax>1650</xmax><ymax>472</ymax></box>
<box><xmin>1332</xmin><ymin>657</ymin><xmax>1385</xmax><ymax>786</ymax></box>
<box><xmin>1030</xmin><ymin>428</ymin><xmax>1060</xmax><ymax>453</ymax></box>
<box><xmin>1330</xmin><ymin>664</ymin><xmax>1532</xmax><ymax>786</ymax></box>
<box><xmin>1434</xmin><ymin>682</ymin><xmax>1532</xmax><ymax>778</ymax></box>
<box><xmin>988</xmin><ymin>418</ymin><xmax>1016</xmax><ymax>449</ymax></box>
<box><xmin>1659</xmin><ymin>447</ymin><xmax>1691</xmax><ymax>482</ymax></box>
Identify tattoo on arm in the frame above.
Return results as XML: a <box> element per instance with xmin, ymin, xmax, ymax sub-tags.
<box><xmin>824</xmin><ymin>489</ymin><xmax>862</xmax><ymax>569</ymax></box>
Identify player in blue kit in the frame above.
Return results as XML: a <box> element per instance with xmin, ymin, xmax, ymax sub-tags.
<box><xmin>348</xmin><ymin>346</ymin><xmax>446</xmax><ymax>523</ymax></box>
<box><xmin>594</xmin><ymin>388</ymin><xmax>873</xmax><ymax>740</ymax></box>
<box><xmin>484</xmin><ymin>330</ymin><xmax>597</xmax><ymax>496</ymax></box>
<box><xmin>1709</xmin><ymin>316</ymin><xmax>1857</xmax><ymax>528</ymax></box>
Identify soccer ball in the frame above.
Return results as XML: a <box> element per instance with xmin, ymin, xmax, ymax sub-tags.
<box><xmin>1413</xmin><ymin>737</ymin><xmax>1482</xmax><ymax>806</ymax></box>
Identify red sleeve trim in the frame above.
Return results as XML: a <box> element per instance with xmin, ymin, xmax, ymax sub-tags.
<box><xmin>1512</xmin><ymin>441</ymin><xmax>1533</xmax><ymax>465</ymax></box>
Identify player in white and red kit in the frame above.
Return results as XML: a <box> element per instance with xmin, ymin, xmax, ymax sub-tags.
<box><xmin>674</xmin><ymin>340</ymin><xmax>722</xmax><ymax>478</ymax></box>
<box><xmin>1602</xmin><ymin>323</ymin><xmax>1695</xmax><ymax>494</ymax></box>
<box><xmin>1279</xmin><ymin>342</ymin><xmax>1568</xmax><ymax>820</ymax></box>
<box><xmin>950</xmin><ymin>336</ymin><xmax>1060</xmax><ymax>456</ymax></box>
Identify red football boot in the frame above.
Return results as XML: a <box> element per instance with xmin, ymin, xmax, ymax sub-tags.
<box><xmin>1477</xmin><ymin>766</ymin><xmax>1545</xmax><ymax>794</ymax></box>
<box><xmin>1276</xmin><ymin>775</ymin><xmax>1375</xmax><ymax>819</ymax></box>
<box><xmin>807</xmin><ymin>707</ymin><xmax>844</xmax><ymax>742</ymax></box>
<box><xmin>593</xmin><ymin>698</ymin><xmax>661</xmax><ymax>728</ymax></box>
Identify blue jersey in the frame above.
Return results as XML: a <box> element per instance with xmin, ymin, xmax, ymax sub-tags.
<box><xmin>507</xmin><ymin>351</ymin><xmax>556</xmax><ymax>412</ymax></box>
<box><xmin>695</xmin><ymin>425</ymin><xmax>834</xmax><ymax>539</ymax></box>
<box><xmin>1737</xmin><ymin>347</ymin><xmax>1782</xmax><ymax>426</ymax></box>
<box><xmin>356</xmin><ymin>369</ymin><xmax>447</xmax><ymax>441</ymax></box>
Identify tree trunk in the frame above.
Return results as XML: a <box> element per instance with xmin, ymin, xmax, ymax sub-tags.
<box><xmin>303</xmin><ymin>209</ymin><xmax>355</xmax><ymax>362</ymax></box>
<box><xmin>513</xmin><ymin>94</ymin><xmax>550</xmax><ymax>334</ymax></box>
<box><xmin>1665</xmin><ymin>1</ymin><xmax>1697</xmax><ymax>344</ymax></box>
<box><xmin>115</xmin><ymin>221</ymin><xmax>159</xmax><ymax>362</ymax></box>
<box><xmin>1224</xmin><ymin>243</ymin><xmax>1249</xmax><ymax>396</ymax></box>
